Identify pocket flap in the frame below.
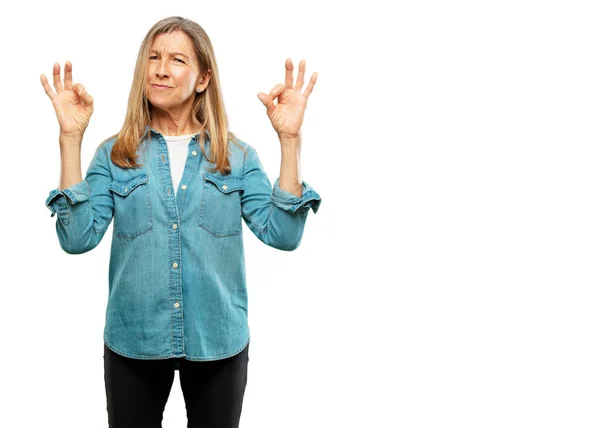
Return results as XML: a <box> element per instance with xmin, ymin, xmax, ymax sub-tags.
<box><xmin>202</xmin><ymin>173</ymin><xmax>243</xmax><ymax>194</ymax></box>
<box><xmin>108</xmin><ymin>173</ymin><xmax>149</xmax><ymax>197</ymax></box>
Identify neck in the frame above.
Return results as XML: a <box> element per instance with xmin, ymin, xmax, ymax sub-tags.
<box><xmin>150</xmin><ymin>107</ymin><xmax>203</xmax><ymax>136</ymax></box>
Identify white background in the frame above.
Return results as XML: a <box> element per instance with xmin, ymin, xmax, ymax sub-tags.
<box><xmin>1</xmin><ymin>0</ymin><xmax>599</xmax><ymax>427</ymax></box>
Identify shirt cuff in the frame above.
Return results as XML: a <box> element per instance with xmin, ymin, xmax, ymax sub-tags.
<box><xmin>45</xmin><ymin>180</ymin><xmax>91</xmax><ymax>217</ymax></box>
<box><xmin>271</xmin><ymin>178</ymin><xmax>322</xmax><ymax>214</ymax></box>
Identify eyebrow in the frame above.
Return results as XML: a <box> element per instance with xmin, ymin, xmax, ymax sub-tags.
<box><xmin>150</xmin><ymin>50</ymin><xmax>190</xmax><ymax>59</ymax></box>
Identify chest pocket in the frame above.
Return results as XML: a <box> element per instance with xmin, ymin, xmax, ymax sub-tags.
<box><xmin>108</xmin><ymin>173</ymin><xmax>153</xmax><ymax>240</ymax></box>
<box><xmin>198</xmin><ymin>172</ymin><xmax>243</xmax><ymax>238</ymax></box>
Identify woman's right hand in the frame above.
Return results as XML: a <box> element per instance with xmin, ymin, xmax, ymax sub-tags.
<box><xmin>40</xmin><ymin>61</ymin><xmax>94</xmax><ymax>137</ymax></box>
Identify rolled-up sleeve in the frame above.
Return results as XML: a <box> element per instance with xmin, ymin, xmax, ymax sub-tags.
<box><xmin>271</xmin><ymin>177</ymin><xmax>321</xmax><ymax>215</ymax></box>
<box><xmin>241</xmin><ymin>145</ymin><xmax>321</xmax><ymax>251</ymax></box>
<box><xmin>45</xmin><ymin>143</ymin><xmax>114</xmax><ymax>254</ymax></box>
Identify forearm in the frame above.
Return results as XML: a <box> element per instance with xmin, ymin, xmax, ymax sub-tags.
<box><xmin>278</xmin><ymin>134</ymin><xmax>302</xmax><ymax>198</ymax></box>
<box><xmin>58</xmin><ymin>133</ymin><xmax>83</xmax><ymax>191</ymax></box>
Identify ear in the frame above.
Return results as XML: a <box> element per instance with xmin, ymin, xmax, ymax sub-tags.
<box><xmin>196</xmin><ymin>68</ymin><xmax>211</xmax><ymax>92</ymax></box>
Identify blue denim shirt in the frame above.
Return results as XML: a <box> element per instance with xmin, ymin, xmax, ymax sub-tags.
<box><xmin>45</xmin><ymin>127</ymin><xmax>321</xmax><ymax>361</ymax></box>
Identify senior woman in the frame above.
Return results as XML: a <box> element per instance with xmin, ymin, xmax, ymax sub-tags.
<box><xmin>41</xmin><ymin>16</ymin><xmax>321</xmax><ymax>428</ymax></box>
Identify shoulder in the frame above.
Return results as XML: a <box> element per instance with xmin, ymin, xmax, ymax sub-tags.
<box><xmin>227</xmin><ymin>136</ymin><xmax>258</xmax><ymax>173</ymax></box>
<box><xmin>229</xmin><ymin>137</ymin><xmax>254</xmax><ymax>157</ymax></box>
<box><xmin>96</xmin><ymin>134</ymin><xmax>119</xmax><ymax>156</ymax></box>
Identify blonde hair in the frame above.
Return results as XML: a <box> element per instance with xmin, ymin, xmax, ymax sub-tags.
<box><xmin>106</xmin><ymin>16</ymin><xmax>242</xmax><ymax>174</ymax></box>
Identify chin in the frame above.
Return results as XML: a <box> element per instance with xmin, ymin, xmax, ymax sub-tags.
<box><xmin>149</xmin><ymin>99</ymin><xmax>173</xmax><ymax>110</ymax></box>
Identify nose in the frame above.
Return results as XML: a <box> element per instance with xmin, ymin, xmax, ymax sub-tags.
<box><xmin>155</xmin><ymin>58</ymin><xmax>170</xmax><ymax>78</ymax></box>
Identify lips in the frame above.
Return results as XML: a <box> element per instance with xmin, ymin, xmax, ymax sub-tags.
<box><xmin>151</xmin><ymin>84</ymin><xmax>171</xmax><ymax>88</ymax></box>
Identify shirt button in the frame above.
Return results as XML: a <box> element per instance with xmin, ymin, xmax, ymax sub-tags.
<box><xmin>174</xmin><ymin>302</ymin><xmax>180</xmax><ymax>308</ymax></box>
<box><xmin>173</xmin><ymin>262</ymin><xmax>178</xmax><ymax>269</ymax></box>
<box><xmin>192</xmin><ymin>151</ymin><xmax>197</xmax><ymax>156</ymax></box>
<box><xmin>181</xmin><ymin>185</ymin><xmax>187</xmax><ymax>190</ymax></box>
<box><xmin>222</xmin><ymin>184</ymin><xmax>228</xmax><ymax>190</ymax></box>
<box><xmin>172</xmin><ymin>224</ymin><xmax>177</xmax><ymax>230</ymax></box>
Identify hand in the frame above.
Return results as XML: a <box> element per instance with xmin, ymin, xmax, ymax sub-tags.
<box><xmin>40</xmin><ymin>61</ymin><xmax>94</xmax><ymax>137</ymax></box>
<box><xmin>257</xmin><ymin>58</ymin><xmax>317</xmax><ymax>139</ymax></box>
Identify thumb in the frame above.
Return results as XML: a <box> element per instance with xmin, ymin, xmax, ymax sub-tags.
<box><xmin>257</xmin><ymin>92</ymin><xmax>275</xmax><ymax>111</ymax></box>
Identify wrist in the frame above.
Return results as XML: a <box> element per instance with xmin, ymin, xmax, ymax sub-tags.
<box><xmin>278</xmin><ymin>133</ymin><xmax>301</xmax><ymax>147</ymax></box>
<box><xmin>59</xmin><ymin>132</ymin><xmax>83</xmax><ymax>146</ymax></box>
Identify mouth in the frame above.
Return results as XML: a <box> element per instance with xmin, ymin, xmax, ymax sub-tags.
<box><xmin>151</xmin><ymin>84</ymin><xmax>171</xmax><ymax>89</ymax></box>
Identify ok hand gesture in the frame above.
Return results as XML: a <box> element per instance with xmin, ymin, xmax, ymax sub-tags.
<box><xmin>257</xmin><ymin>58</ymin><xmax>317</xmax><ymax>140</ymax></box>
<box><xmin>40</xmin><ymin>61</ymin><xmax>94</xmax><ymax>137</ymax></box>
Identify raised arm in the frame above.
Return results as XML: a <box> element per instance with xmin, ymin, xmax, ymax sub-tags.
<box><xmin>42</xmin><ymin>61</ymin><xmax>113</xmax><ymax>254</ymax></box>
<box><xmin>40</xmin><ymin>60</ymin><xmax>94</xmax><ymax>191</ymax></box>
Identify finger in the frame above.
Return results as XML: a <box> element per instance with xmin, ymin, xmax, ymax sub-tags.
<box><xmin>257</xmin><ymin>92</ymin><xmax>276</xmax><ymax>111</ymax></box>
<box><xmin>294</xmin><ymin>59</ymin><xmax>306</xmax><ymax>91</ymax></box>
<box><xmin>64</xmin><ymin>60</ymin><xmax>73</xmax><ymax>91</ymax></box>
<box><xmin>73</xmin><ymin>83</ymin><xmax>94</xmax><ymax>107</ymax></box>
<box><xmin>81</xmin><ymin>89</ymin><xmax>93</xmax><ymax>107</ymax></box>
<box><xmin>52</xmin><ymin>63</ymin><xmax>64</xmax><ymax>92</ymax></box>
<box><xmin>303</xmin><ymin>72</ymin><xmax>318</xmax><ymax>99</ymax></box>
<box><xmin>40</xmin><ymin>74</ymin><xmax>57</xmax><ymax>101</ymax></box>
<box><xmin>269</xmin><ymin>84</ymin><xmax>285</xmax><ymax>100</ymax></box>
<box><xmin>284</xmin><ymin>58</ymin><xmax>294</xmax><ymax>90</ymax></box>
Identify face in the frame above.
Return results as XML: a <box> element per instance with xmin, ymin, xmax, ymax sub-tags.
<box><xmin>146</xmin><ymin>30</ymin><xmax>209</xmax><ymax>113</ymax></box>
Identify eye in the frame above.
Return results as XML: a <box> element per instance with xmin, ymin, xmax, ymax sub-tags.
<box><xmin>149</xmin><ymin>55</ymin><xmax>158</xmax><ymax>60</ymax></box>
<box><xmin>175</xmin><ymin>58</ymin><xmax>185</xmax><ymax>63</ymax></box>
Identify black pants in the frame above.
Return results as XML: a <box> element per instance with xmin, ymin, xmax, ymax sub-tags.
<box><xmin>103</xmin><ymin>342</ymin><xmax>249</xmax><ymax>428</ymax></box>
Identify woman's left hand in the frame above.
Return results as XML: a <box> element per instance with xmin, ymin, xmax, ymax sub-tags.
<box><xmin>257</xmin><ymin>58</ymin><xmax>318</xmax><ymax>139</ymax></box>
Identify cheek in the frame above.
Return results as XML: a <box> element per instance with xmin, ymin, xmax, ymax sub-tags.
<box><xmin>178</xmin><ymin>73</ymin><xmax>197</xmax><ymax>90</ymax></box>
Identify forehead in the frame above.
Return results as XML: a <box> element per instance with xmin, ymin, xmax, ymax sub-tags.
<box><xmin>150</xmin><ymin>30</ymin><xmax>194</xmax><ymax>54</ymax></box>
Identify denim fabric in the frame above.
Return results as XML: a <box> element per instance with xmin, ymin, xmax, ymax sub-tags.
<box><xmin>45</xmin><ymin>127</ymin><xmax>321</xmax><ymax>361</ymax></box>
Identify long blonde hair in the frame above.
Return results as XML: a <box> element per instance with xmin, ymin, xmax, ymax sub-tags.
<box><xmin>106</xmin><ymin>16</ymin><xmax>242</xmax><ymax>174</ymax></box>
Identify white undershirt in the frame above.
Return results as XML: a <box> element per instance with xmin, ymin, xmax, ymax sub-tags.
<box><xmin>163</xmin><ymin>133</ymin><xmax>195</xmax><ymax>196</ymax></box>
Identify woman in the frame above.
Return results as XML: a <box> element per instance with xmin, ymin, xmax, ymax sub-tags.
<box><xmin>41</xmin><ymin>16</ymin><xmax>321</xmax><ymax>428</ymax></box>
